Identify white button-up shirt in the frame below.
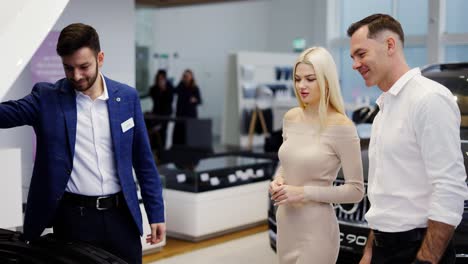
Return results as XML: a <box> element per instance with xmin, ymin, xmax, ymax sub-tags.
<box><xmin>365</xmin><ymin>68</ymin><xmax>468</xmax><ymax>232</ymax></box>
<box><xmin>66</xmin><ymin>73</ymin><xmax>121</xmax><ymax>196</ymax></box>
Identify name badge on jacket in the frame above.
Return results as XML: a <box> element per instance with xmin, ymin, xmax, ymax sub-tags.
<box><xmin>121</xmin><ymin>117</ymin><xmax>134</xmax><ymax>133</ymax></box>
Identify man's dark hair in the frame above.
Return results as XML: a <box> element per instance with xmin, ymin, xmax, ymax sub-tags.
<box><xmin>56</xmin><ymin>23</ymin><xmax>101</xmax><ymax>57</ymax></box>
<box><xmin>347</xmin><ymin>13</ymin><xmax>405</xmax><ymax>46</ymax></box>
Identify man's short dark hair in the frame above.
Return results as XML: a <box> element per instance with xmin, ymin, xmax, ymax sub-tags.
<box><xmin>347</xmin><ymin>13</ymin><xmax>405</xmax><ymax>46</ymax></box>
<box><xmin>56</xmin><ymin>23</ymin><xmax>101</xmax><ymax>57</ymax></box>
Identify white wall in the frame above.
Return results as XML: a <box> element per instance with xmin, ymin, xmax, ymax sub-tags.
<box><xmin>54</xmin><ymin>0</ymin><xmax>135</xmax><ymax>86</ymax></box>
<box><xmin>0</xmin><ymin>0</ymin><xmax>135</xmax><ymax>202</ymax></box>
<box><xmin>145</xmin><ymin>0</ymin><xmax>328</xmax><ymax>138</ymax></box>
<box><xmin>150</xmin><ymin>0</ymin><xmax>271</xmax><ymax>137</ymax></box>
<box><xmin>1</xmin><ymin>73</ymin><xmax>35</xmax><ymax>202</ymax></box>
<box><xmin>267</xmin><ymin>0</ymin><xmax>327</xmax><ymax>52</ymax></box>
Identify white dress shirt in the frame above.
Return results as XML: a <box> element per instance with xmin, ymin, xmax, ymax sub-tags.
<box><xmin>66</xmin><ymin>73</ymin><xmax>121</xmax><ymax>196</ymax></box>
<box><xmin>365</xmin><ymin>68</ymin><xmax>468</xmax><ymax>232</ymax></box>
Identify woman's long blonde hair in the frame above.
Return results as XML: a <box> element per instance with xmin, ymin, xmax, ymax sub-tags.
<box><xmin>293</xmin><ymin>47</ymin><xmax>346</xmax><ymax>128</ymax></box>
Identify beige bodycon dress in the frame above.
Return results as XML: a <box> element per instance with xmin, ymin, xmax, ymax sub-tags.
<box><xmin>276</xmin><ymin>120</ymin><xmax>364</xmax><ymax>264</ymax></box>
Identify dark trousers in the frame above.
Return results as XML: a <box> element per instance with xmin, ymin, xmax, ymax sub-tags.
<box><xmin>53</xmin><ymin>197</ymin><xmax>142</xmax><ymax>264</ymax></box>
<box><xmin>371</xmin><ymin>228</ymin><xmax>456</xmax><ymax>264</ymax></box>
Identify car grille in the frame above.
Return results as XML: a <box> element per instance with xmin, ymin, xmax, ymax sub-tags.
<box><xmin>334</xmin><ymin>179</ymin><xmax>369</xmax><ymax>223</ymax></box>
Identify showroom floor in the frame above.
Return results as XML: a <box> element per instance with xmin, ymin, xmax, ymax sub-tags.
<box><xmin>147</xmin><ymin>231</ymin><xmax>277</xmax><ymax>264</ymax></box>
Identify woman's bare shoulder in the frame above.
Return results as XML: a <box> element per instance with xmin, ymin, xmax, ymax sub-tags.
<box><xmin>283</xmin><ymin>107</ymin><xmax>302</xmax><ymax>121</ymax></box>
<box><xmin>327</xmin><ymin>112</ymin><xmax>354</xmax><ymax>126</ymax></box>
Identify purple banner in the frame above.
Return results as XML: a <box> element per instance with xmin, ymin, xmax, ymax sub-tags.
<box><xmin>29</xmin><ymin>31</ymin><xmax>64</xmax><ymax>160</ymax></box>
<box><xmin>30</xmin><ymin>31</ymin><xmax>64</xmax><ymax>84</ymax></box>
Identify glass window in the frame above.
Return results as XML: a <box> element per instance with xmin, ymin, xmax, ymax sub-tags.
<box><xmin>135</xmin><ymin>8</ymin><xmax>154</xmax><ymax>96</ymax></box>
<box><xmin>404</xmin><ymin>46</ymin><xmax>427</xmax><ymax>68</ymax></box>
<box><xmin>340</xmin><ymin>0</ymin><xmax>392</xmax><ymax>37</ymax></box>
<box><xmin>445</xmin><ymin>45</ymin><xmax>468</xmax><ymax>62</ymax></box>
<box><xmin>397</xmin><ymin>0</ymin><xmax>428</xmax><ymax>35</ymax></box>
<box><xmin>446</xmin><ymin>0</ymin><xmax>468</xmax><ymax>33</ymax></box>
<box><xmin>338</xmin><ymin>48</ymin><xmax>382</xmax><ymax>106</ymax></box>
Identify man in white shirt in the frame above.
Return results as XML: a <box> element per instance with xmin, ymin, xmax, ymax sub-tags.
<box><xmin>347</xmin><ymin>14</ymin><xmax>468</xmax><ymax>264</ymax></box>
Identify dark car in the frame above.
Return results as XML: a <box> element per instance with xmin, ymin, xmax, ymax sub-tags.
<box><xmin>267</xmin><ymin>63</ymin><xmax>468</xmax><ymax>263</ymax></box>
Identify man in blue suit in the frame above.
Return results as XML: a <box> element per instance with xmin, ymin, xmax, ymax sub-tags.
<box><xmin>0</xmin><ymin>23</ymin><xmax>165</xmax><ymax>263</ymax></box>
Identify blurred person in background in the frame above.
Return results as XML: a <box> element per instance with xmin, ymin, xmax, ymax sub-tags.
<box><xmin>173</xmin><ymin>69</ymin><xmax>202</xmax><ymax>145</ymax></box>
<box><xmin>149</xmin><ymin>69</ymin><xmax>174</xmax><ymax>152</ymax></box>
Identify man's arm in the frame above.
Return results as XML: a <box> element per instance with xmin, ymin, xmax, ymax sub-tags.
<box><xmin>131</xmin><ymin>88</ymin><xmax>165</xmax><ymax>223</ymax></box>
<box><xmin>413</xmin><ymin>92</ymin><xmax>468</xmax><ymax>263</ymax></box>
<box><xmin>146</xmin><ymin>223</ymin><xmax>166</xmax><ymax>245</ymax></box>
<box><xmin>131</xmin><ymin>89</ymin><xmax>167</xmax><ymax>242</ymax></box>
<box><xmin>0</xmin><ymin>84</ymin><xmax>41</xmax><ymax>128</ymax></box>
<box><xmin>359</xmin><ymin>230</ymin><xmax>374</xmax><ymax>264</ymax></box>
<box><xmin>415</xmin><ymin>220</ymin><xmax>455</xmax><ymax>263</ymax></box>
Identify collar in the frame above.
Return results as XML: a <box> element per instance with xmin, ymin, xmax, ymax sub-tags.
<box><xmin>76</xmin><ymin>73</ymin><xmax>109</xmax><ymax>101</ymax></box>
<box><xmin>375</xmin><ymin>93</ymin><xmax>385</xmax><ymax>109</ymax></box>
<box><xmin>99</xmin><ymin>73</ymin><xmax>109</xmax><ymax>100</ymax></box>
<box><xmin>387</xmin><ymin>67</ymin><xmax>421</xmax><ymax>96</ymax></box>
<box><xmin>375</xmin><ymin>67</ymin><xmax>421</xmax><ymax>108</ymax></box>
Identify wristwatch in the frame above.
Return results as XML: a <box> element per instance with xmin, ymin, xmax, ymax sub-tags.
<box><xmin>413</xmin><ymin>259</ymin><xmax>432</xmax><ymax>264</ymax></box>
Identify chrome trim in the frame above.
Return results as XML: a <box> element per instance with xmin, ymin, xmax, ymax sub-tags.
<box><xmin>337</xmin><ymin>203</ymin><xmax>360</xmax><ymax>215</ymax></box>
<box><xmin>338</xmin><ymin>220</ymin><xmax>369</xmax><ymax>229</ymax></box>
<box><xmin>334</xmin><ymin>179</ymin><xmax>369</xmax><ymax>223</ymax></box>
<box><xmin>268</xmin><ymin>217</ymin><xmax>276</xmax><ymax>226</ymax></box>
<box><xmin>268</xmin><ymin>230</ymin><xmax>277</xmax><ymax>240</ymax></box>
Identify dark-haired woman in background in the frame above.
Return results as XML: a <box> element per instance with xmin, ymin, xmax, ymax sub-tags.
<box><xmin>149</xmin><ymin>69</ymin><xmax>174</xmax><ymax>150</ymax></box>
<box><xmin>173</xmin><ymin>69</ymin><xmax>202</xmax><ymax>145</ymax></box>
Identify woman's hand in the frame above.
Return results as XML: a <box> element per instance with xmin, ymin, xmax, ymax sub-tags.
<box><xmin>270</xmin><ymin>185</ymin><xmax>304</xmax><ymax>206</ymax></box>
<box><xmin>269</xmin><ymin>177</ymin><xmax>284</xmax><ymax>195</ymax></box>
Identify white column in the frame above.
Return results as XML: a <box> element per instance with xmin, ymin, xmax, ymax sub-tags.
<box><xmin>427</xmin><ymin>0</ymin><xmax>445</xmax><ymax>64</ymax></box>
<box><xmin>0</xmin><ymin>149</ymin><xmax>23</xmax><ymax>229</ymax></box>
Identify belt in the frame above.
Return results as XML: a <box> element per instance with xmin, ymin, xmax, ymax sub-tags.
<box><xmin>373</xmin><ymin>228</ymin><xmax>426</xmax><ymax>247</ymax></box>
<box><xmin>61</xmin><ymin>192</ymin><xmax>123</xmax><ymax>210</ymax></box>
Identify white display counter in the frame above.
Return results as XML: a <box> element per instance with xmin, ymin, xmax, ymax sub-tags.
<box><xmin>0</xmin><ymin>149</ymin><xmax>22</xmax><ymax>229</ymax></box>
<box><xmin>164</xmin><ymin>180</ymin><xmax>269</xmax><ymax>241</ymax></box>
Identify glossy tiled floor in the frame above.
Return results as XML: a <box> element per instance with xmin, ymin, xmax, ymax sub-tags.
<box><xmin>147</xmin><ymin>231</ymin><xmax>278</xmax><ymax>264</ymax></box>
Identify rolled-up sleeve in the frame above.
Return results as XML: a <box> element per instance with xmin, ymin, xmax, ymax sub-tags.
<box><xmin>415</xmin><ymin>92</ymin><xmax>468</xmax><ymax>227</ymax></box>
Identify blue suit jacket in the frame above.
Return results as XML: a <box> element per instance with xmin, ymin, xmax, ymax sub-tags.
<box><xmin>0</xmin><ymin>77</ymin><xmax>164</xmax><ymax>240</ymax></box>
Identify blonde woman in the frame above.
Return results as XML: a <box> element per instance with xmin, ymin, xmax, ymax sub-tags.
<box><xmin>269</xmin><ymin>47</ymin><xmax>364</xmax><ymax>264</ymax></box>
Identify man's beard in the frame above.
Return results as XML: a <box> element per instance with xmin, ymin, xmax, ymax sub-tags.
<box><xmin>69</xmin><ymin>63</ymin><xmax>99</xmax><ymax>92</ymax></box>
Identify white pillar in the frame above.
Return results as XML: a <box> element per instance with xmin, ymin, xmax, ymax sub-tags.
<box><xmin>0</xmin><ymin>149</ymin><xmax>23</xmax><ymax>229</ymax></box>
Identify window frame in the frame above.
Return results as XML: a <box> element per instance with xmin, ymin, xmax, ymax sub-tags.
<box><xmin>327</xmin><ymin>0</ymin><xmax>468</xmax><ymax>104</ymax></box>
